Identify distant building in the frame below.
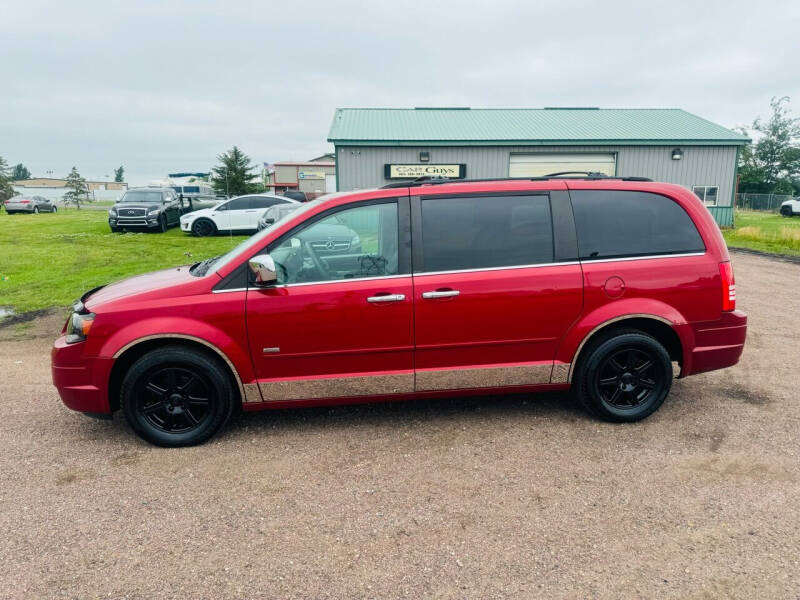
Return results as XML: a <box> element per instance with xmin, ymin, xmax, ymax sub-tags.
<box><xmin>308</xmin><ymin>152</ymin><xmax>335</xmax><ymax>163</ymax></box>
<box><xmin>327</xmin><ymin>107</ymin><xmax>749</xmax><ymax>227</ymax></box>
<box><xmin>264</xmin><ymin>160</ymin><xmax>336</xmax><ymax>197</ymax></box>
<box><xmin>12</xmin><ymin>177</ymin><xmax>128</xmax><ymax>192</ymax></box>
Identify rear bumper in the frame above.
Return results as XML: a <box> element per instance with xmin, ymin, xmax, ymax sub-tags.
<box><xmin>51</xmin><ymin>336</ymin><xmax>115</xmax><ymax>415</ymax></box>
<box><xmin>684</xmin><ymin>310</ymin><xmax>747</xmax><ymax>376</ymax></box>
<box><xmin>5</xmin><ymin>205</ymin><xmax>34</xmax><ymax>212</ymax></box>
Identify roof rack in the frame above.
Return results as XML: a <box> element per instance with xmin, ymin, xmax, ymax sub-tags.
<box><xmin>380</xmin><ymin>173</ymin><xmax>652</xmax><ymax>189</ymax></box>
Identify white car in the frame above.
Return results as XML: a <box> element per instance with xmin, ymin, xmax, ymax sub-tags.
<box><xmin>180</xmin><ymin>194</ymin><xmax>297</xmax><ymax>236</ymax></box>
<box><xmin>780</xmin><ymin>197</ymin><xmax>800</xmax><ymax>217</ymax></box>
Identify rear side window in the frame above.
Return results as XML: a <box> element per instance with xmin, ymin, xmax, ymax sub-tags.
<box><xmin>570</xmin><ymin>190</ymin><xmax>705</xmax><ymax>260</ymax></box>
<box><xmin>250</xmin><ymin>196</ymin><xmax>287</xmax><ymax>209</ymax></box>
<box><xmin>225</xmin><ymin>198</ymin><xmax>250</xmax><ymax>210</ymax></box>
<box><xmin>420</xmin><ymin>194</ymin><xmax>553</xmax><ymax>272</ymax></box>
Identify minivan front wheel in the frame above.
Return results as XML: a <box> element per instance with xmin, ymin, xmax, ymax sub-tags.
<box><xmin>574</xmin><ymin>330</ymin><xmax>672</xmax><ymax>422</ymax></box>
<box><xmin>121</xmin><ymin>346</ymin><xmax>235</xmax><ymax>447</ymax></box>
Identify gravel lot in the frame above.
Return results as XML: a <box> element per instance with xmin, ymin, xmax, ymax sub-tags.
<box><xmin>1</xmin><ymin>251</ymin><xmax>799</xmax><ymax>599</ymax></box>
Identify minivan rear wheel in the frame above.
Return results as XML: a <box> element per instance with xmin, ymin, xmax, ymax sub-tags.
<box><xmin>574</xmin><ymin>330</ymin><xmax>672</xmax><ymax>422</ymax></box>
<box><xmin>121</xmin><ymin>346</ymin><xmax>235</xmax><ymax>447</ymax></box>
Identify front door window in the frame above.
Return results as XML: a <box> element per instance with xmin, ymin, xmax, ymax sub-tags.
<box><xmin>269</xmin><ymin>202</ymin><xmax>399</xmax><ymax>285</ymax></box>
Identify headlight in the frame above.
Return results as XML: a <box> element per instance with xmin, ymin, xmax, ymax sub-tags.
<box><xmin>350</xmin><ymin>232</ymin><xmax>360</xmax><ymax>247</ymax></box>
<box><xmin>147</xmin><ymin>207</ymin><xmax>160</xmax><ymax>214</ymax></box>
<box><xmin>65</xmin><ymin>312</ymin><xmax>95</xmax><ymax>344</ymax></box>
<box><xmin>108</xmin><ymin>208</ymin><xmax>116</xmax><ymax>216</ymax></box>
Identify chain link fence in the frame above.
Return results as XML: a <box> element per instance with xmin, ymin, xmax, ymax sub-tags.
<box><xmin>735</xmin><ymin>193</ymin><xmax>794</xmax><ymax>212</ymax></box>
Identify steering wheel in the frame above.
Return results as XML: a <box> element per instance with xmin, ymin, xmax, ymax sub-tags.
<box><xmin>303</xmin><ymin>240</ymin><xmax>332</xmax><ymax>280</ymax></box>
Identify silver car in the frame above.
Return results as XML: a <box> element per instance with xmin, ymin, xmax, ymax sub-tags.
<box><xmin>4</xmin><ymin>196</ymin><xmax>58</xmax><ymax>214</ymax></box>
<box><xmin>257</xmin><ymin>203</ymin><xmax>302</xmax><ymax>230</ymax></box>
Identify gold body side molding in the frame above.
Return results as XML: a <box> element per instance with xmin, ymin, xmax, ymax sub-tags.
<box><xmin>416</xmin><ymin>363</ymin><xmax>554</xmax><ymax>392</ymax></box>
<box><xmin>258</xmin><ymin>372</ymin><xmax>414</xmax><ymax>402</ymax></box>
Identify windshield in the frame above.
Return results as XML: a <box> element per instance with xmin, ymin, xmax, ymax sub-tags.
<box><xmin>200</xmin><ymin>199</ymin><xmax>325</xmax><ymax>276</ymax></box>
<box><xmin>120</xmin><ymin>191</ymin><xmax>163</xmax><ymax>203</ymax></box>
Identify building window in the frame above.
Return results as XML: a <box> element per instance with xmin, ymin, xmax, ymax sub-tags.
<box><xmin>692</xmin><ymin>186</ymin><xmax>719</xmax><ymax>206</ymax></box>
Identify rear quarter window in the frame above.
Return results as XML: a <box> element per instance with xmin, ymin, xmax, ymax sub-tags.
<box><xmin>570</xmin><ymin>190</ymin><xmax>705</xmax><ymax>260</ymax></box>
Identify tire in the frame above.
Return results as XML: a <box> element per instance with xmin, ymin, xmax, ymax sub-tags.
<box><xmin>157</xmin><ymin>214</ymin><xmax>167</xmax><ymax>233</ymax></box>
<box><xmin>120</xmin><ymin>346</ymin><xmax>236</xmax><ymax>447</ymax></box>
<box><xmin>573</xmin><ymin>329</ymin><xmax>672</xmax><ymax>423</ymax></box>
<box><xmin>191</xmin><ymin>218</ymin><xmax>216</xmax><ymax>237</ymax></box>
<box><xmin>52</xmin><ymin>206</ymin><xmax>57</xmax><ymax>213</ymax></box>
<box><xmin>33</xmin><ymin>206</ymin><xmax>39</xmax><ymax>214</ymax></box>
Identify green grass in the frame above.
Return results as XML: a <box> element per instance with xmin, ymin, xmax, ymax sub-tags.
<box><xmin>723</xmin><ymin>210</ymin><xmax>800</xmax><ymax>257</ymax></box>
<box><xmin>0</xmin><ymin>209</ymin><xmax>249</xmax><ymax>313</ymax></box>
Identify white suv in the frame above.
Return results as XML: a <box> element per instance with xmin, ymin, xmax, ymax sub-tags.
<box><xmin>180</xmin><ymin>194</ymin><xmax>296</xmax><ymax>236</ymax></box>
<box><xmin>780</xmin><ymin>197</ymin><xmax>800</xmax><ymax>217</ymax></box>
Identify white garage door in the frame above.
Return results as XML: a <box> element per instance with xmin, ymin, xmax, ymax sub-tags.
<box><xmin>509</xmin><ymin>153</ymin><xmax>616</xmax><ymax>177</ymax></box>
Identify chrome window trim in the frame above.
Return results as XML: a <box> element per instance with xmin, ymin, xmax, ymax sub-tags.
<box><xmin>579</xmin><ymin>251</ymin><xmax>706</xmax><ymax>265</ymax></box>
<box><xmin>413</xmin><ymin>261</ymin><xmax>579</xmax><ymax>277</ymax></box>
<box><xmin>215</xmin><ymin>252</ymin><xmax>707</xmax><ymax>291</ymax></box>
<box><xmin>211</xmin><ymin>274</ymin><xmax>409</xmax><ymax>293</ymax></box>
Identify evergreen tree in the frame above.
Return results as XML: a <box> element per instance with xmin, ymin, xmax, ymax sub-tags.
<box><xmin>211</xmin><ymin>146</ymin><xmax>259</xmax><ymax>197</ymax></box>
<box><xmin>114</xmin><ymin>166</ymin><xmax>124</xmax><ymax>182</ymax></box>
<box><xmin>0</xmin><ymin>156</ymin><xmax>17</xmax><ymax>206</ymax></box>
<box><xmin>11</xmin><ymin>163</ymin><xmax>31</xmax><ymax>180</ymax></box>
<box><xmin>63</xmin><ymin>167</ymin><xmax>91</xmax><ymax>209</ymax></box>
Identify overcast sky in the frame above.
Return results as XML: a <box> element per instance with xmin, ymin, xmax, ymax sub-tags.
<box><xmin>2</xmin><ymin>0</ymin><xmax>799</xmax><ymax>184</ymax></box>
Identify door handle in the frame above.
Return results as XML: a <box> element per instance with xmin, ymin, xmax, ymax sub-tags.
<box><xmin>367</xmin><ymin>293</ymin><xmax>406</xmax><ymax>303</ymax></box>
<box><xmin>422</xmin><ymin>289</ymin><xmax>460</xmax><ymax>299</ymax></box>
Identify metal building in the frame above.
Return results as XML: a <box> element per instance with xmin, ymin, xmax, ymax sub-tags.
<box><xmin>327</xmin><ymin>107</ymin><xmax>749</xmax><ymax>226</ymax></box>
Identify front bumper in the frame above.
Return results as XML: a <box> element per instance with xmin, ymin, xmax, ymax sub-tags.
<box><xmin>181</xmin><ymin>220</ymin><xmax>192</xmax><ymax>231</ymax></box>
<box><xmin>109</xmin><ymin>216</ymin><xmax>161</xmax><ymax>228</ymax></box>
<box><xmin>52</xmin><ymin>336</ymin><xmax>115</xmax><ymax>414</ymax></box>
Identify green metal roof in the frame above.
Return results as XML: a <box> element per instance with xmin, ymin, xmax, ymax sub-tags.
<box><xmin>327</xmin><ymin>108</ymin><xmax>750</xmax><ymax>146</ymax></box>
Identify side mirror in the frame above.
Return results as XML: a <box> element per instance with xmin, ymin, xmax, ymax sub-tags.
<box><xmin>249</xmin><ymin>254</ymin><xmax>277</xmax><ymax>285</ymax></box>
<box><xmin>265</xmin><ymin>217</ymin><xmax>275</xmax><ymax>225</ymax></box>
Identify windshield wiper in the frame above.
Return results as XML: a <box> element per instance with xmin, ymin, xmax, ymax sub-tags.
<box><xmin>189</xmin><ymin>255</ymin><xmax>221</xmax><ymax>276</ymax></box>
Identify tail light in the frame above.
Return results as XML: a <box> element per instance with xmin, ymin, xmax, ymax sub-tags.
<box><xmin>19</xmin><ymin>200</ymin><xmax>30</xmax><ymax>204</ymax></box>
<box><xmin>719</xmin><ymin>261</ymin><xmax>736</xmax><ymax>311</ymax></box>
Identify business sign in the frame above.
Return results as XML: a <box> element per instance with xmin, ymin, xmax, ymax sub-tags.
<box><xmin>298</xmin><ymin>170</ymin><xmax>326</xmax><ymax>180</ymax></box>
<box><xmin>384</xmin><ymin>164</ymin><xmax>467</xmax><ymax>179</ymax></box>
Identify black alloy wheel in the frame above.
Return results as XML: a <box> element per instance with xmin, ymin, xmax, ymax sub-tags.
<box><xmin>121</xmin><ymin>346</ymin><xmax>235</xmax><ymax>446</ymax></box>
<box><xmin>594</xmin><ymin>348</ymin><xmax>659</xmax><ymax>409</ymax></box>
<box><xmin>136</xmin><ymin>366</ymin><xmax>213</xmax><ymax>434</ymax></box>
<box><xmin>158</xmin><ymin>214</ymin><xmax>168</xmax><ymax>232</ymax></box>
<box><xmin>192</xmin><ymin>218</ymin><xmax>215</xmax><ymax>237</ymax></box>
<box><xmin>33</xmin><ymin>206</ymin><xmax>39</xmax><ymax>214</ymax></box>
<box><xmin>575</xmin><ymin>330</ymin><xmax>672</xmax><ymax>422</ymax></box>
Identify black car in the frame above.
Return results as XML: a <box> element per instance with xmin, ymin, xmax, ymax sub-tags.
<box><xmin>108</xmin><ymin>187</ymin><xmax>182</xmax><ymax>232</ymax></box>
<box><xmin>281</xmin><ymin>190</ymin><xmax>309</xmax><ymax>202</ymax></box>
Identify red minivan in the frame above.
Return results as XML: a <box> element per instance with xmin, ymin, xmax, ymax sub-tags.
<box><xmin>52</xmin><ymin>176</ymin><xmax>747</xmax><ymax>446</ymax></box>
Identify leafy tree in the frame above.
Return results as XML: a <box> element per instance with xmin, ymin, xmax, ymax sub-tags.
<box><xmin>737</xmin><ymin>97</ymin><xmax>800</xmax><ymax>194</ymax></box>
<box><xmin>11</xmin><ymin>163</ymin><xmax>31</xmax><ymax>180</ymax></box>
<box><xmin>114</xmin><ymin>165</ymin><xmax>125</xmax><ymax>182</ymax></box>
<box><xmin>0</xmin><ymin>156</ymin><xmax>17</xmax><ymax>206</ymax></box>
<box><xmin>211</xmin><ymin>146</ymin><xmax>259</xmax><ymax>197</ymax></box>
<box><xmin>63</xmin><ymin>167</ymin><xmax>91</xmax><ymax>209</ymax></box>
